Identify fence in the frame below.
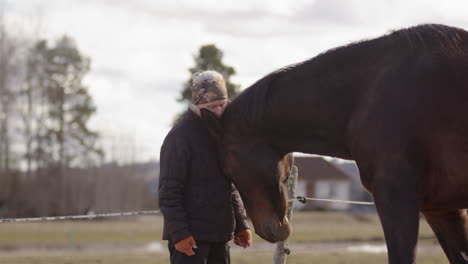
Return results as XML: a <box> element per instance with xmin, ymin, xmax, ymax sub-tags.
<box><xmin>0</xmin><ymin>165</ymin><xmax>375</xmax><ymax>264</ymax></box>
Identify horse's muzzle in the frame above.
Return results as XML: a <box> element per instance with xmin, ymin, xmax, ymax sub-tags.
<box><xmin>257</xmin><ymin>218</ymin><xmax>291</xmax><ymax>243</ymax></box>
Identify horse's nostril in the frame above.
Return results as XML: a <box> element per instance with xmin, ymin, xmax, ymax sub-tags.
<box><xmin>265</xmin><ymin>225</ymin><xmax>274</xmax><ymax>237</ymax></box>
<box><xmin>261</xmin><ymin>222</ymin><xmax>291</xmax><ymax>242</ymax></box>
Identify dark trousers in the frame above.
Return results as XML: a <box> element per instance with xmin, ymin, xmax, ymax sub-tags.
<box><xmin>168</xmin><ymin>241</ymin><xmax>230</xmax><ymax>264</ymax></box>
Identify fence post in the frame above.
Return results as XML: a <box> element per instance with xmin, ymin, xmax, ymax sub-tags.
<box><xmin>273</xmin><ymin>165</ymin><xmax>298</xmax><ymax>264</ymax></box>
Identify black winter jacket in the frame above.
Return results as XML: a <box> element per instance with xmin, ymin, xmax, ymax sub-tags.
<box><xmin>159</xmin><ymin>110</ymin><xmax>249</xmax><ymax>243</ymax></box>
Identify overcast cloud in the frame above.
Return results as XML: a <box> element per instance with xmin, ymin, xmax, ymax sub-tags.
<box><xmin>2</xmin><ymin>0</ymin><xmax>468</xmax><ymax>161</ymax></box>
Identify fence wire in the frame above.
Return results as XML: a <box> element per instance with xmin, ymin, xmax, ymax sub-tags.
<box><xmin>293</xmin><ymin>196</ymin><xmax>374</xmax><ymax>205</ymax></box>
<box><xmin>0</xmin><ymin>210</ymin><xmax>160</xmax><ymax>223</ymax></box>
<box><xmin>0</xmin><ymin>196</ymin><xmax>373</xmax><ymax>223</ymax></box>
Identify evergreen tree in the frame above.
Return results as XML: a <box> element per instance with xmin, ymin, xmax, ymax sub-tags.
<box><xmin>31</xmin><ymin>36</ymin><xmax>102</xmax><ymax>168</ymax></box>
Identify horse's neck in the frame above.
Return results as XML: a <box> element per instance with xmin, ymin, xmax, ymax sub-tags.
<box><xmin>263</xmin><ymin>49</ymin><xmax>383</xmax><ymax>159</ymax></box>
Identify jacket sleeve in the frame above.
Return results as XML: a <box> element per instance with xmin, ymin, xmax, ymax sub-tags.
<box><xmin>231</xmin><ymin>183</ymin><xmax>250</xmax><ymax>234</ymax></box>
<box><xmin>158</xmin><ymin>135</ymin><xmax>191</xmax><ymax>243</ymax></box>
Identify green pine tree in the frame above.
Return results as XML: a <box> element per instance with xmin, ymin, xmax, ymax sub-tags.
<box><xmin>30</xmin><ymin>36</ymin><xmax>102</xmax><ymax>168</ymax></box>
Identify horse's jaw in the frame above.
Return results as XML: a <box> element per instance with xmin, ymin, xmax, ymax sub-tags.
<box><xmin>254</xmin><ymin>217</ymin><xmax>291</xmax><ymax>243</ymax></box>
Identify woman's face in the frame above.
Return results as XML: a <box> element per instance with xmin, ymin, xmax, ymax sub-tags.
<box><xmin>198</xmin><ymin>100</ymin><xmax>228</xmax><ymax>118</ymax></box>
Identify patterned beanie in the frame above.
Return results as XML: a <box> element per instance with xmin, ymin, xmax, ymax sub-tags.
<box><xmin>191</xmin><ymin>71</ymin><xmax>228</xmax><ymax>105</ymax></box>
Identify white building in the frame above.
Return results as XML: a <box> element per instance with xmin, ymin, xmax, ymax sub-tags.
<box><xmin>293</xmin><ymin>156</ymin><xmax>352</xmax><ymax>211</ymax></box>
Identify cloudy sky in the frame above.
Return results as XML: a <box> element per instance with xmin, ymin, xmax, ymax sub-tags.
<box><xmin>2</xmin><ymin>0</ymin><xmax>468</xmax><ymax>161</ymax></box>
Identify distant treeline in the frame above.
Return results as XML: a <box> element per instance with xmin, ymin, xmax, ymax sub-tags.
<box><xmin>1</xmin><ymin>161</ymin><xmax>160</xmax><ymax>218</ymax></box>
<box><xmin>0</xmin><ymin>23</ymin><xmax>158</xmax><ymax>217</ymax></box>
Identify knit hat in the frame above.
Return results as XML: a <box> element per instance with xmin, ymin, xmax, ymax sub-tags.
<box><xmin>191</xmin><ymin>71</ymin><xmax>228</xmax><ymax>105</ymax></box>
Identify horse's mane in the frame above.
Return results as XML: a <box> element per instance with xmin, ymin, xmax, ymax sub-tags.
<box><xmin>388</xmin><ymin>24</ymin><xmax>467</xmax><ymax>56</ymax></box>
<box><xmin>311</xmin><ymin>24</ymin><xmax>467</xmax><ymax>65</ymax></box>
<box><xmin>223</xmin><ymin>72</ymin><xmax>275</xmax><ymax>129</ymax></box>
<box><xmin>223</xmin><ymin>24</ymin><xmax>467</xmax><ymax>130</ymax></box>
<box><xmin>223</xmin><ymin>63</ymin><xmax>302</xmax><ymax>130</ymax></box>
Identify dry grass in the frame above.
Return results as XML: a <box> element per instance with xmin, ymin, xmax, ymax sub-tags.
<box><xmin>283</xmin><ymin>211</ymin><xmax>436</xmax><ymax>243</ymax></box>
<box><xmin>0</xmin><ymin>250</ymin><xmax>449</xmax><ymax>264</ymax></box>
<box><xmin>0</xmin><ymin>217</ymin><xmax>163</xmax><ymax>245</ymax></box>
<box><xmin>0</xmin><ymin>211</ymin><xmax>447</xmax><ymax>263</ymax></box>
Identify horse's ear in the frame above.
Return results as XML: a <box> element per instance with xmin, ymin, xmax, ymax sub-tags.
<box><xmin>200</xmin><ymin>108</ymin><xmax>224</xmax><ymax>143</ymax></box>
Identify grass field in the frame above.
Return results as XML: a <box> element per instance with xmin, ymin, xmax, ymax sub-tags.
<box><xmin>0</xmin><ymin>211</ymin><xmax>448</xmax><ymax>263</ymax></box>
<box><xmin>0</xmin><ymin>251</ymin><xmax>449</xmax><ymax>264</ymax></box>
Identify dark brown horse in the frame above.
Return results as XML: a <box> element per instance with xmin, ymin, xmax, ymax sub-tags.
<box><xmin>201</xmin><ymin>24</ymin><xmax>468</xmax><ymax>264</ymax></box>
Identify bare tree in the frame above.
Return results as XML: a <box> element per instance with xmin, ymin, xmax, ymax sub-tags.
<box><xmin>24</xmin><ymin>36</ymin><xmax>102</xmax><ymax>215</ymax></box>
<box><xmin>0</xmin><ymin>20</ymin><xmax>156</xmax><ymax>218</ymax></box>
<box><xmin>0</xmin><ymin>23</ymin><xmax>25</xmax><ymax>216</ymax></box>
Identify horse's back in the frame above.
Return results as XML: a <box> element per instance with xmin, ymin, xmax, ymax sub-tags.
<box><xmin>412</xmin><ymin>32</ymin><xmax>468</xmax><ymax>209</ymax></box>
<box><xmin>349</xmin><ymin>26</ymin><xmax>468</xmax><ymax>210</ymax></box>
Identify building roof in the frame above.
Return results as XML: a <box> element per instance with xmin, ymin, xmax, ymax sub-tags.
<box><xmin>293</xmin><ymin>156</ymin><xmax>351</xmax><ymax>182</ymax></box>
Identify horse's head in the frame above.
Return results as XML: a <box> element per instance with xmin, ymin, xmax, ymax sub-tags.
<box><xmin>201</xmin><ymin>109</ymin><xmax>292</xmax><ymax>243</ymax></box>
